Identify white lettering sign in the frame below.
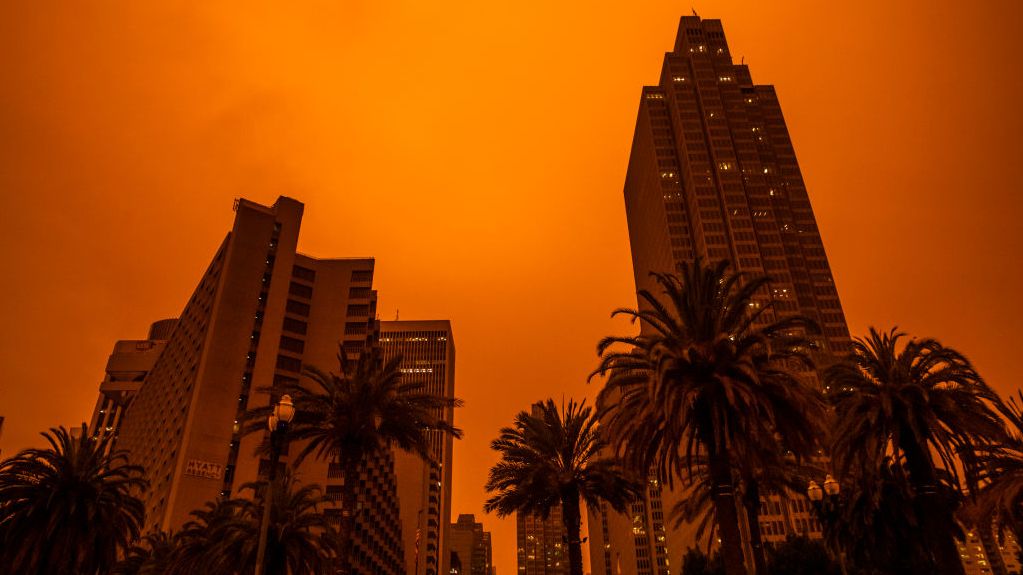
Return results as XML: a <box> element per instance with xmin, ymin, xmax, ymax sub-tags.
<box><xmin>184</xmin><ymin>459</ymin><xmax>223</xmax><ymax>480</ymax></box>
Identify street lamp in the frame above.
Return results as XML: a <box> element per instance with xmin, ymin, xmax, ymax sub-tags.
<box><xmin>807</xmin><ymin>474</ymin><xmax>847</xmax><ymax>575</ymax></box>
<box><xmin>807</xmin><ymin>480</ymin><xmax>824</xmax><ymax>503</ymax></box>
<box><xmin>823</xmin><ymin>474</ymin><xmax>840</xmax><ymax>497</ymax></box>
<box><xmin>255</xmin><ymin>395</ymin><xmax>296</xmax><ymax>575</ymax></box>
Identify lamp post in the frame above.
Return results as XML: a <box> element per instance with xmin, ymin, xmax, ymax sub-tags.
<box><xmin>807</xmin><ymin>474</ymin><xmax>847</xmax><ymax>575</ymax></box>
<box><xmin>254</xmin><ymin>395</ymin><xmax>295</xmax><ymax>575</ymax></box>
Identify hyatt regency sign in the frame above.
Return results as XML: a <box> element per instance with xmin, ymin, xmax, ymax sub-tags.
<box><xmin>185</xmin><ymin>458</ymin><xmax>224</xmax><ymax>480</ymax></box>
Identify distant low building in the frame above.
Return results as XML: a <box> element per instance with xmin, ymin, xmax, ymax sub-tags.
<box><xmin>450</xmin><ymin>514</ymin><xmax>494</xmax><ymax>575</ymax></box>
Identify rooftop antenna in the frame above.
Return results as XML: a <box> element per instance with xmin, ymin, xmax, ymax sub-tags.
<box><xmin>692</xmin><ymin>8</ymin><xmax>699</xmax><ymax>17</ymax></box>
<box><xmin>395</xmin><ymin>309</ymin><xmax>400</xmax><ymax>321</ymax></box>
<box><xmin>741</xmin><ymin>56</ymin><xmax>745</xmax><ymax>65</ymax></box>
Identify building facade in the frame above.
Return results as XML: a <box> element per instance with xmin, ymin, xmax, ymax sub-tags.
<box><xmin>960</xmin><ymin>525</ymin><xmax>1023</xmax><ymax>575</ymax></box>
<box><xmin>450</xmin><ymin>514</ymin><xmax>495</xmax><ymax>575</ymax></box>
<box><xmin>89</xmin><ymin>319</ymin><xmax>176</xmax><ymax>448</ymax></box>
<box><xmin>517</xmin><ymin>506</ymin><xmax>567</xmax><ymax>575</ymax></box>
<box><xmin>382</xmin><ymin>320</ymin><xmax>457</xmax><ymax>575</ymax></box>
<box><xmin>112</xmin><ymin>197</ymin><xmax>404</xmax><ymax>574</ymax></box>
<box><xmin>516</xmin><ymin>402</ymin><xmax>568</xmax><ymax>575</ymax></box>
<box><xmin>588</xmin><ymin>14</ymin><xmax>852</xmax><ymax>575</ymax></box>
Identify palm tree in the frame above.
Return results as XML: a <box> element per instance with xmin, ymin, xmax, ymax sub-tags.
<box><xmin>484</xmin><ymin>398</ymin><xmax>641</xmax><ymax>575</ymax></box>
<box><xmin>171</xmin><ymin>498</ymin><xmax>248</xmax><ymax>575</ymax></box>
<box><xmin>593</xmin><ymin>259</ymin><xmax>826</xmax><ymax>575</ymax></box>
<box><xmin>0</xmin><ymin>423</ymin><xmax>147</xmax><ymax>575</ymax></box>
<box><xmin>155</xmin><ymin>473</ymin><xmax>340</xmax><ymax>575</ymax></box>
<box><xmin>822</xmin><ymin>455</ymin><xmax>945</xmax><ymax>574</ymax></box>
<box><xmin>738</xmin><ymin>444</ymin><xmax>827</xmax><ymax>574</ymax></box>
<box><xmin>965</xmin><ymin>391</ymin><xmax>1023</xmax><ymax>549</ymax></box>
<box><xmin>113</xmin><ymin>531</ymin><xmax>178</xmax><ymax>575</ymax></box>
<box><xmin>668</xmin><ymin>447</ymin><xmax>825</xmax><ymax>575</ymax></box>
<box><xmin>223</xmin><ymin>473</ymin><xmax>342</xmax><ymax>575</ymax></box>
<box><xmin>826</xmin><ymin>327</ymin><xmax>1006</xmax><ymax>575</ymax></box>
<box><xmin>245</xmin><ymin>347</ymin><xmax>463</xmax><ymax>572</ymax></box>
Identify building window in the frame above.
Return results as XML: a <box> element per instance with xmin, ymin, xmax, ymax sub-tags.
<box><xmin>276</xmin><ymin>355</ymin><xmax>303</xmax><ymax>373</ymax></box>
<box><xmin>282</xmin><ymin>317</ymin><xmax>307</xmax><ymax>335</ymax></box>
<box><xmin>285</xmin><ymin>299</ymin><xmax>310</xmax><ymax>317</ymax></box>
<box><xmin>279</xmin><ymin>336</ymin><xmax>305</xmax><ymax>354</ymax></box>
<box><xmin>292</xmin><ymin>265</ymin><xmax>316</xmax><ymax>282</ymax></box>
<box><xmin>288</xmin><ymin>281</ymin><xmax>313</xmax><ymax>299</ymax></box>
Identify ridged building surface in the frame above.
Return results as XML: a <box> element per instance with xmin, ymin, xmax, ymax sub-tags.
<box><xmin>382</xmin><ymin>320</ymin><xmax>456</xmax><ymax>575</ymax></box>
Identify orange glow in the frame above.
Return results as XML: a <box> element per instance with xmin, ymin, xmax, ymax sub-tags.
<box><xmin>1</xmin><ymin>2</ymin><xmax>1022</xmax><ymax>572</ymax></box>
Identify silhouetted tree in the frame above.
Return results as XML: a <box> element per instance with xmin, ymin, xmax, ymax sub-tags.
<box><xmin>0</xmin><ymin>423</ymin><xmax>146</xmax><ymax>575</ymax></box>
<box><xmin>485</xmin><ymin>399</ymin><xmax>641</xmax><ymax>575</ymax></box>
<box><xmin>145</xmin><ymin>472</ymin><xmax>340</xmax><ymax>575</ymax></box>
<box><xmin>827</xmin><ymin>328</ymin><xmax>1005</xmax><ymax>575</ymax></box>
<box><xmin>966</xmin><ymin>391</ymin><xmax>1023</xmax><ymax>542</ymax></box>
<box><xmin>245</xmin><ymin>348</ymin><xmax>462</xmax><ymax>573</ymax></box>
<box><xmin>593</xmin><ymin>259</ymin><xmax>826</xmax><ymax>575</ymax></box>
<box><xmin>766</xmin><ymin>535</ymin><xmax>840</xmax><ymax>575</ymax></box>
<box><xmin>681</xmin><ymin>547</ymin><xmax>725</xmax><ymax>575</ymax></box>
<box><xmin>820</xmin><ymin>455</ymin><xmax>952</xmax><ymax>574</ymax></box>
<box><xmin>113</xmin><ymin>531</ymin><xmax>178</xmax><ymax>575</ymax></box>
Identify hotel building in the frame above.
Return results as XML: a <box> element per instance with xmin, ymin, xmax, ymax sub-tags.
<box><xmin>589</xmin><ymin>15</ymin><xmax>852</xmax><ymax>575</ymax></box>
<box><xmin>109</xmin><ymin>197</ymin><xmax>404</xmax><ymax>574</ymax></box>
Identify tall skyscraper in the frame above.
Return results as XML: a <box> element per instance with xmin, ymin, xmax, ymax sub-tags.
<box><xmin>381</xmin><ymin>320</ymin><xmax>457</xmax><ymax>575</ymax></box>
<box><xmin>112</xmin><ymin>197</ymin><xmax>404</xmax><ymax>574</ymax></box>
<box><xmin>450</xmin><ymin>514</ymin><xmax>495</xmax><ymax>575</ymax></box>
<box><xmin>589</xmin><ymin>15</ymin><xmax>852</xmax><ymax>575</ymax></box>
<box><xmin>516</xmin><ymin>404</ymin><xmax>568</xmax><ymax>575</ymax></box>
<box><xmin>517</xmin><ymin>506</ymin><xmax>567</xmax><ymax>575</ymax></box>
<box><xmin>89</xmin><ymin>319</ymin><xmax>176</xmax><ymax>449</ymax></box>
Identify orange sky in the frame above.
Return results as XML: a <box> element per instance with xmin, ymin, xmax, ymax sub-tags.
<box><xmin>2</xmin><ymin>2</ymin><xmax>1022</xmax><ymax>572</ymax></box>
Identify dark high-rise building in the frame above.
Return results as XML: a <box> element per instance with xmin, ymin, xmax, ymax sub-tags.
<box><xmin>589</xmin><ymin>15</ymin><xmax>852</xmax><ymax>575</ymax></box>
<box><xmin>382</xmin><ymin>320</ymin><xmax>456</xmax><ymax>575</ymax></box>
<box><xmin>112</xmin><ymin>197</ymin><xmax>404</xmax><ymax>574</ymax></box>
<box><xmin>450</xmin><ymin>514</ymin><xmax>495</xmax><ymax>575</ymax></box>
<box><xmin>517</xmin><ymin>506</ymin><xmax>567</xmax><ymax>575</ymax></box>
<box><xmin>517</xmin><ymin>403</ymin><xmax>568</xmax><ymax>575</ymax></box>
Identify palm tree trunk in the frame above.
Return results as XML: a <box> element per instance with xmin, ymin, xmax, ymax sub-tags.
<box><xmin>902</xmin><ymin>435</ymin><xmax>965</xmax><ymax>575</ymax></box>
<box><xmin>711</xmin><ymin>453</ymin><xmax>748</xmax><ymax>575</ymax></box>
<box><xmin>561</xmin><ymin>489</ymin><xmax>584</xmax><ymax>575</ymax></box>
<box><xmin>742</xmin><ymin>479</ymin><xmax>768</xmax><ymax>575</ymax></box>
<box><xmin>340</xmin><ymin>455</ymin><xmax>361</xmax><ymax>575</ymax></box>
